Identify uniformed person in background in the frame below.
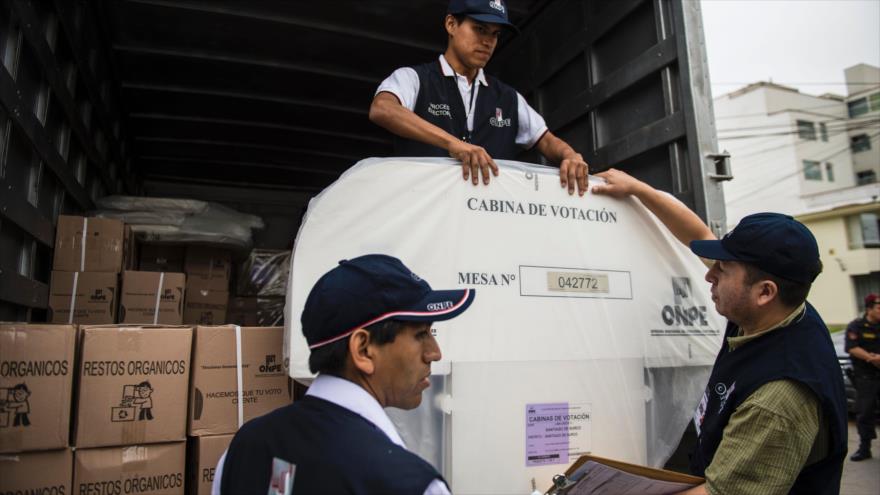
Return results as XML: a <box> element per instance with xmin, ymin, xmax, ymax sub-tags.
<box><xmin>846</xmin><ymin>293</ymin><xmax>880</xmax><ymax>462</ymax></box>
<box><xmin>369</xmin><ymin>0</ymin><xmax>590</xmax><ymax>195</ymax></box>
<box><xmin>215</xmin><ymin>254</ymin><xmax>475</xmax><ymax>494</ymax></box>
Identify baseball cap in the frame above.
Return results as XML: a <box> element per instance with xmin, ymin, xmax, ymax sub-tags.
<box><xmin>865</xmin><ymin>293</ymin><xmax>879</xmax><ymax>308</ymax></box>
<box><xmin>689</xmin><ymin>213</ymin><xmax>821</xmax><ymax>284</ymax></box>
<box><xmin>448</xmin><ymin>0</ymin><xmax>518</xmax><ymax>31</ymax></box>
<box><xmin>302</xmin><ymin>254</ymin><xmax>475</xmax><ymax>350</ymax></box>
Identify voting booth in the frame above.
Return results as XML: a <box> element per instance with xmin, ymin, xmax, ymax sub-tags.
<box><xmin>285</xmin><ymin>158</ymin><xmax>723</xmax><ymax>494</ymax></box>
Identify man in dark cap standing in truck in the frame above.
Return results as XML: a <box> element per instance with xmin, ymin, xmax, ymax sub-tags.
<box><xmin>369</xmin><ymin>0</ymin><xmax>590</xmax><ymax>195</ymax></box>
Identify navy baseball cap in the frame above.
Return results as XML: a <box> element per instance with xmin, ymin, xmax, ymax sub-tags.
<box><xmin>689</xmin><ymin>213</ymin><xmax>821</xmax><ymax>284</ymax></box>
<box><xmin>302</xmin><ymin>254</ymin><xmax>475</xmax><ymax>350</ymax></box>
<box><xmin>448</xmin><ymin>0</ymin><xmax>518</xmax><ymax>31</ymax></box>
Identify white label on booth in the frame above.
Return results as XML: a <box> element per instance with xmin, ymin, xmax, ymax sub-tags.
<box><xmin>525</xmin><ymin>402</ymin><xmax>592</xmax><ymax>467</ymax></box>
<box><xmin>519</xmin><ymin>266</ymin><xmax>632</xmax><ymax>299</ymax></box>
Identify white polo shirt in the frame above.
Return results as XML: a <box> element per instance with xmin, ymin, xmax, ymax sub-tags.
<box><xmin>376</xmin><ymin>54</ymin><xmax>548</xmax><ymax>149</ymax></box>
<box><xmin>212</xmin><ymin>374</ymin><xmax>450</xmax><ymax>495</ymax></box>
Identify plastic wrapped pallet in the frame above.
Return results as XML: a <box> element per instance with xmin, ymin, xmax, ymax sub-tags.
<box><xmin>285</xmin><ymin>158</ymin><xmax>725</xmax><ymax>494</ymax></box>
<box><xmin>93</xmin><ymin>197</ymin><xmax>264</xmax><ymax>250</ymax></box>
<box><xmin>235</xmin><ymin>249</ymin><xmax>290</xmax><ymax>297</ymax></box>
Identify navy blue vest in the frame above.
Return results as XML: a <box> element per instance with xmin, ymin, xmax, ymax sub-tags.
<box><xmin>220</xmin><ymin>396</ymin><xmax>443</xmax><ymax>494</ymax></box>
<box><xmin>690</xmin><ymin>303</ymin><xmax>847</xmax><ymax>494</ymax></box>
<box><xmin>395</xmin><ymin>60</ymin><xmax>521</xmax><ymax>159</ymax></box>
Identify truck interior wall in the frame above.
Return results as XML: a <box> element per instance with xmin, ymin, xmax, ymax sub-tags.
<box><xmin>0</xmin><ymin>0</ymin><xmax>128</xmax><ymax>320</ymax></box>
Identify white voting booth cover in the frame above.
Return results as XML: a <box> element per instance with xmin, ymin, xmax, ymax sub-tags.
<box><xmin>285</xmin><ymin>158</ymin><xmax>724</xmax><ymax>494</ymax></box>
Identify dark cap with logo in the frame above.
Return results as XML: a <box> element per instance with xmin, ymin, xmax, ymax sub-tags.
<box><xmin>448</xmin><ymin>0</ymin><xmax>517</xmax><ymax>30</ymax></box>
<box><xmin>302</xmin><ymin>254</ymin><xmax>475</xmax><ymax>350</ymax></box>
<box><xmin>689</xmin><ymin>212</ymin><xmax>821</xmax><ymax>284</ymax></box>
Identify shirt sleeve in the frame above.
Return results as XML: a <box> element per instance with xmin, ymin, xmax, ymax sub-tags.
<box><xmin>375</xmin><ymin>67</ymin><xmax>420</xmax><ymax>111</ymax></box>
<box><xmin>515</xmin><ymin>92</ymin><xmax>548</xmax><ymax>149</ymax></box>
<box><xmin>423</xmin><ymin>478</ymin><xmax>451</xmax><ymax>495</ymax></box>
<box><xmin>844</xmin><ymin>320</ymin><xmax>862</xmax><ymax>352</ymax></box>
<box><xmin>704</xmin><ymin>380</ymin><xmax>820</xmax><ymax>495</ymax></box>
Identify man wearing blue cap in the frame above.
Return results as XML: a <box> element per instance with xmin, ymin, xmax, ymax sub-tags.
<box><xmin>215</xmin><ymin>254</ymin><xmax>474</xmax><ymax>495</ymax></box>
<box><xmin>593</xmin><ymin>170</ymin><xmax>847</xmax><ymax>495</ymax></box>
<box><xmin>369</xmin><ymin>0</ymin><xmax>590</xmax><ymax>196</ymax></box>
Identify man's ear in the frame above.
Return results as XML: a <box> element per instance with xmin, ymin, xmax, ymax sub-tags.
<box><xmin>348</xmin><ymin>328</ymin><xmax>375</xmax><ymax>375</ymax></box>
<box><xmin>445</xmin><ymin>14</ymin><xmax>458</xmax><ymax>36</ymax></box>
<box><xmin>754</xmin><ymin>280</ymin><xmax>779</xmax><ymax>308</ymax></box>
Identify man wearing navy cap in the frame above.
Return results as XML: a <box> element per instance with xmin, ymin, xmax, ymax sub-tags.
<box><xmin>845</xmin><ymin>293</ymin><xmax>880</xmax><ymax>461</ymax></box>
<box><xmin>369</xmin><ymin>0</ymin><xmax>590</xmax><ymax>196</ymax></box>
<box><xmin>216</xmin><ymin>254</ymin><xmax>474</xmax><ymax>495</ymax></box>
<box><xmin>593</xmin><ymin>170</ymin><xmax>847</xmax><ymax>495</ymax></box>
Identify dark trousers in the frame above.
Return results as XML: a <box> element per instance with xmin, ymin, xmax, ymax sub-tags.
<box><xmin>854</xmin><ymin>375</ymin><xmax>880</xmax><ymax>445</ymax></box>
<box><xmin>13</xmin><ymin>412</ymin><xmax>29</xmax><ymax>426</ymax></box>
<box><xmin>139</xmin><ymin>407</ymin><xmax>153</xmax><ymax>420</ymax></box>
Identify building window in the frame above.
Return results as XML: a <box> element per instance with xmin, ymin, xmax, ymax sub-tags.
<box><xmin>870</xmin><ymin>92</ymin><xmax>880</xmax><ymax>111</ymax></box>
<box><xmin>847</xmin><ymin>212</ymin><xmax>880</xmax><ymax>248</ymax></box>
<box><xmin>857</xmin><ymin>170</ymin><xmax>877</xmax><ymax>185</ymax></box>
<box><xmin>851</xmin><ymin>134</ymin><xmax>872</xmax><ymax>153</ymax></box>
<box><xmin>797</xmin><ymin>120</ymin><xmax>816</xmax><ymax>140</ymax></box>
<box><xmin>803</xmin><ymin>160</ymin><xmax>822</xmax><ymax>180</ymax></box>
<box><xmin>819</xmin><ymin>122</ymin><xmax>828</xmax><ymax>142</ymax></box>
<box><xmin>825</xmin><ymin>162</ymin><xmax>834</xmax><ymax>182</ymax></box>
<box><xmin>848</xmin><ymin>97</ymin><xmax>869</xmax><ymax>117</ymax></box>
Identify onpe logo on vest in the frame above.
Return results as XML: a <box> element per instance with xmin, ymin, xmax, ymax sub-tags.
<box><xmin>489</xmin><ymin>0</ymin><xmax>506</xmax><ymax>14</ymax></box>
<box><xmin>490</xmin><ymin>107</ymin><xmax>511</xmax><ymax>128</ymax></box>
<box><xmin>661</xmin><ymin>277</ymin><xmax>708</xmax><ymax>326</ymax></box>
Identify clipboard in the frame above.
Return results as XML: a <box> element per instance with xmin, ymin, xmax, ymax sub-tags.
<box><xmin>546</xmin><ymin>454</ymin><xmax>704</xmax><ymax>495</ymax></box>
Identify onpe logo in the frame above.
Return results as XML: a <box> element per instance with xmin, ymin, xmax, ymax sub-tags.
<box><xmin>427</xmin><ymin>301</ymin><xmax>453</xmax><ymax>311</ymax></box>
<box><xmin>260</xmin><ymin>355</ymin><xmax>283</xmax><ymax>374</ymax></box>
<box><xmin>489</xmin><ymin>0</ymin><xmax>505</xmax><ymax>14</ymax></box>
<box><xmin>661</xmin><ymin>277</ymin><xmax>708</xmax><ymax>326</ymax></box>
<box><xmin>160</xmin><ymin>289</ymin><xmax>176</xmax><ymax>302</ymax></box>
<box><xmin>90</xmin><ymin>289</ymin><xmax>107</xmax><ymax>302</ymax></box>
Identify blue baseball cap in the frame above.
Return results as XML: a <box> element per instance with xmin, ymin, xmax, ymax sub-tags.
<box><xmin>302</xmin><ymin>254</ymin><xmax>475</xmax><ymax>350</ymax></box>
<box><xmin>448</xmin><ymin>0</ymin><xmax>518</xmax><ymax>30</ymax></box>
<box><xmin>690</xmin><ymin>213</ymin><xmax>821</xmax><ymax>284</ymax></box>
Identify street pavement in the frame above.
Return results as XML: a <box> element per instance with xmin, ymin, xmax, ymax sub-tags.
<box><xmin>841</xmin><ymin>420</ymin><xmax>880</xmax><ymax>495</ymax></box>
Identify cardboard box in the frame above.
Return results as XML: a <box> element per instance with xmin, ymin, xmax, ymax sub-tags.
<box><xmin>140</xmin><ymin>244</ymin><xmax>185</xmax><ymax>273</ymax></box>
<box><xmin>184</xmin><ymin>247</ymin><xmax>231</xmax><ymax>291</ymax></box>
<box><xmin>74</xmin><ymin>442</ymin><xmax>185</xmax><ymax>495</ymax></box>
<box><xmin>226</xmin><ymin>297</ymin><xmax>258</xmax><ymax>326</ymax></box>
<box><xmin>120</xmin><ymin>271</ymin><xmax>185</xmax><ymax>325</ymax></box>
<box><xmin>187</xmin><ymin>434</ymin><xmax>233</xmax><ymax>495</ymax></box>
<box><xmin>53</xmin><ymin>215</ymin><xmax>124</xmax><ymax>273</ymax></box>
<box><xmin>183</xmin><ymin>288</ymin><xmax>229</xmax><ymax>326</ymax></box>
<box><xmin>0</xmin><ymin>449</ymin><xmax>72</xmax><ymax>494</ymax></box>
<box><xmin>0</xmin><ymin>324</ymin><xmax>75</xmax><ymax>453</ymax></box>
<box><xmin>189</xmin><ymin>325</ymin><xmax>290</xmax><ymax>436</ymax></box>
<box><xmin>74</xmin><ymin>325</ymin><xmax>193</xmax><ymax>448</ymax></box>
<box><xmin>48</xmin><ymin>271</ymin><xmax>118</xmax><ymax>325</ymax></box>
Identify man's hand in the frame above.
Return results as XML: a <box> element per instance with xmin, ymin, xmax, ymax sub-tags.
<box><xmin>448</xmin><ymin>140</ymin><xmax>499</xmax><ymax>185</ymax></box>
<box><xmin>592</xmin><ymin>168</ymin><xmax>649</xmax><ymax>198</ymax></box>
<box><xmin>560</xmin><ymin>153</ymin><xmax>589</xmax><ymax>196</ymax></box>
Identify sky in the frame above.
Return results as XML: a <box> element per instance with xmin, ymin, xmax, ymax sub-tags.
<box><xmin>700</xmin><ymin>0</ymin><xmax>880</xmax><ymax>98</ymax></box>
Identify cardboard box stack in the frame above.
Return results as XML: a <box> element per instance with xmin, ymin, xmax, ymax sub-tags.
<box><xmin>184</xmin><ymin>248</ymin><xmax>231</xmax><ymax>326</ymax></box>
<box><xmin>71</xmin><ymin>324</ymin><xmax>192</xmax><ymax>493</ymax></box>
<box><xmin>185</xmin><ymin>325</ymin><xmax>291</xmax><ymax>493</ymax></box>
<box><xmin>49</xmin><ymin>215</ymin><xmax>125</xmax><ymax>324</ymax></box>
<box><xmin>0</xmin><ymin>323</ymin><xmax>76</xmax><ymax>493</ymax></box>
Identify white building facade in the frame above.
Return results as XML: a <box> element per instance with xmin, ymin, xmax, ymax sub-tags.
<box><xmin>714</xmin><ymin>65</ymin><xmax>879</xmax><ymax>324</ymax></box>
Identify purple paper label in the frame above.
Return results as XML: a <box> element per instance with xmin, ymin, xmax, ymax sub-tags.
<box><xmin>525</xmin><ymin>402</ymin><xmax>592</xmax><ymax>467</ymax></box>
<box><xmin>525</xmin><ymin>402</ymin><xmax>570</xmax><ymax>467</ymax></box>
